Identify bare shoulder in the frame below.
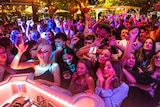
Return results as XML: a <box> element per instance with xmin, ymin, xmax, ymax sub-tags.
<box><xmin>122</xmin><ymin>68</ymin><xmax>127</xmax><ymax>72</ymax></box>
<box><xmin>52</xmin><ymin>62</ymin><xmax>59</xmax><ymax>67</ymax></box>
<box><xmin>86</xmin><ymin>76</ymin><xmax>94</xmax><ymax>81</ymax></box>
<box><xmin>51</xmin><ymin>62</ymin><xmax>60</xmax><ymax>73</ymax></box>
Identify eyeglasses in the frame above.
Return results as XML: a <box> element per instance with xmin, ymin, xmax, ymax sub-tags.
<box><xmin>37</xmin><ymin>49</ymin><xmax>48</xmax><ymax>54</ymax></box>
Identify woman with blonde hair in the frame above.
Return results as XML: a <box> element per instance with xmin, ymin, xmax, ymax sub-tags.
<box><xmin>11</xmin><ymin>39</ymin><xmax>61</xmax><ymax>86</ymax></box>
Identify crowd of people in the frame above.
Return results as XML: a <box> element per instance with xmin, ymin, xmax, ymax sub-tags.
<box><xmin>0</xmin><ymin>11</ymin><xmax>160</xmax><ymax>107</ymax></box>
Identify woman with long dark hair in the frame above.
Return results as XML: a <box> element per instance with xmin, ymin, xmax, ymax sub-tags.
<box><xmin>68</xmin><ymin>59</ymin><xmax>95</xmax><ymax>95</ymax></box>
<box><xmin>55</xmin><ymin>47</ymin><xmax>79</xmax><ymax>89</ymax></box>
<box><xmin>96</xmin><ymin>60</ymin><xmax>129</xmax><ymax>107</ymax></box>
<box><xmin>136</xmin><ymin>38</ymin><xmax>155</xmax><ymax>71</ymax></box>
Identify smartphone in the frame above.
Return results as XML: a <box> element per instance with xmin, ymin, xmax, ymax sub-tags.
<box><xmin>30</xmin><ymin>20</ymin><xmax>34</xmax><ymax>27</ymax></box>
<box><xmin>17</xmin><ymin>18</ymin><xmax>22</xmax><ymax>26</ymax></box>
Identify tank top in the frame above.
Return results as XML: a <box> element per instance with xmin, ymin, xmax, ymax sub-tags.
<box><xmin>68</xmin><ymin>78</ymin><xmax>87</xmax><ymax>95</ymax></box>
<box><xmin>34</xmin><ymin>64</ymin><xmax>54</xmax><ymax>82</ymax></box>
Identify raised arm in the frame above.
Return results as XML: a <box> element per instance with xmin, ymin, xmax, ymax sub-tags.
<box><xmin>108</xmin><ymin>36</ymin><xmax>126</xmax><ymax>52</ymax></box>
<box><xmin>121</xmin><ymin>28</ymin><xmax>139</xmax><ymax>67</ymax></box>
<box><xmin>92</xmin><ymin>18</ymin><xmax>105</xmax><ymax>33</ymax></box>
<box><xmin>123</xmin><ymin>68</ymin><xmax>136</xmax><ymax>84</ymax></box>
<box><xmin>20</xmin><ymin>24</ymin><xmax>25</xmax><ymax>33</ymax></box>
<box><xmin>66</xmin><ymin>19</ymin><xmax>72</xmax><ymax>40</ymax></box>
<box><xmin>83</xmin><ymin>13</ymin><xmax>89</xmax><ymax>34</ymax></box>
<box><xmin>76</xmin><ymin>37</ymin><xmax>103</xmax><ymax>58</ymax></box>
<box><xmin>108</xmin><ymin>36</ymin><xmax>136</xmax><ymax>84</ymax></box>
<box><xmin>25</xmin><ymin>20</ymin><xmax>32</xmax><ymax>41</ymax></box>
<box><xmin>10</xmin><ymin>40</ymin><xmax>38</xmax><ymax>70</ymax></box>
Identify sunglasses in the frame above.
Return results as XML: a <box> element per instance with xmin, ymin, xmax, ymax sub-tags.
<box><xmin>37</xmin><ymin>48</ymin><xmax>48</xmax><ymax>54</ymax></box>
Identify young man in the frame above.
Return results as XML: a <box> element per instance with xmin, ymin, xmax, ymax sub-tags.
<box><xmin>50</xmin><ymin>32</ymin><xmax>67</xmax><ymax>62</ymax></box>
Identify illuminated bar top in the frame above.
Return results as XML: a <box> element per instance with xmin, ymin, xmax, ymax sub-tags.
<box><xmin>0</xmin><ymin>73</ymin><xmax>105</xmax><ymax>107</ymax></box>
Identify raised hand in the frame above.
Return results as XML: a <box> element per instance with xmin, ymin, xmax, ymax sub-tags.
<box><xmin>15</xmin><ymin>38</ymin><xmax>28</xmax><ymax>55</ymax></box>
<box><xmin>96</xmin><ymin>68</ymin><xmax>105</xmax><ymax>87</ymax></box>
<box><xmin>26</xmin><ymin>20</ymin><xmax>32</xmax><ymax>26</ymax></box>
<box><xmin>129</xmin><ymin>27</ymin><xmax>139</xmax><ymax>41</ymax></box>
<box><xmin>104</xmin><ymin>75</ymin><xmax>115</xmax><ymax>90</ymax></box>
<box><xmin>94</xmin><ymin>37</ymin><xmax>104</xmax><ymax>47</ymax></box>
<box><xmin>96</xmin><ymin>68</ymin><xmax>103</xmax><ymax>78</ymax></box>
<box><xmin>70</xmin><ymin>37</ymin><xmax>80</xmax><ymax>46</ymax></box>
<box><xmin>71</xmin><ymin>72</ymin><xmax>78</xmax><ymax>82</ymax></box>
<box><xmin>84</xmin><ymin>13</ymin><xmax>90</xmax><ymax>21</ymax></box>
<box><xmin>108</xmin><ymin>36</ymin><xmax>117</xmax><ymax>46</ymax></box>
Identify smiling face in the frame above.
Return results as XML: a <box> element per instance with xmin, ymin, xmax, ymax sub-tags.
<box><xmin>154</xmin><ymin>51</ymin><xmax>160</xmax><ymax>68</ymax></box>
<box><xmin>37</xmin><ymin>44</ymin><xmax>52</xmax><ymax>61</ymax></box>
<box><xmin>103</xmin><ymin>61</ymin><xmax>115</xmax><ymax>78</ymax></box>
<box><xmin>0</xmin><ymin>46</ymin><xmax>7</xmax><ymax>63</ymax></box>
<box><xmin>126</xmin><ymin>53</ymin><xmax>136</xmax><ymax>68</ymax></box>
<box><xmin>76</xmin><ymin>62</ymin><xmax>88</xmax><ymax>76</ymax></box>
<box><xmin>120</xmin><ymin>29</ymin><xmax>128</xmax><ymax>40</ymax></box>
<box><xmin>143</xmin><ymin>38</ymin><xmax>153</xmax><ymax>51</ymax></box>
<box><xmin>62</xmin><ymin>54</ymin><xmax>73</xmax><ymax>65</ymax></box>
<box><xmin>98</xmin><ymin>49</ymin><xmax>111</xmax><ymax>64</ymax></box>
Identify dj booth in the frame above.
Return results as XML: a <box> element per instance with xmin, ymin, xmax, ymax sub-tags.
<box><xmin>0</xmin><ymin>73</ymin><xmax>105</xmax><ymax>107</ymax></box>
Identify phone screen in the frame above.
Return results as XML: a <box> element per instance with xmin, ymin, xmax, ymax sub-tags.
<box><xmin>17</xmin><ymin>18</ymin><xmax>22</xmax><ymax>26</ymax></box>
<box><xmin>30</xmin><ymin>20</ymin><xmax>34</xmax><ymax>27</ymax></box>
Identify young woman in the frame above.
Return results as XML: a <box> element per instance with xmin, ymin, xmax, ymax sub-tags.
<box><xmin>27</xmin><ymin>40</ymin><xmax>38</xmax><ymax>60</ymax></box>
<box><xmin>136</xmin><ymin>38</ymin><xmax>155</xmax><ymax>71</ymax></box>
<box><xmin>0</xmin><ymin>37</ymin><xmax>15</xmax><ymax>64</ymax></box>
<box><xmin>120</xmin><ymin>32</ymin><xmax>155</xmax><ymax>107</ymax></box>
<box><xmin>121</xmin><ymin>52</ymin><xmax>155</xmax><ymax>107</ymax></box>
<box><xmin>95</xmin><ymin>60</ymin><xmax>129</xmax><ymax>107</ymax></box>
<box><xmin>94</xmin><ymin>27</ymin><xmax>139</xmax><ymax>84</ymax></box>
<box><xmin>55</xmin><ymin>47</ymin><xmax>79</xmax><ymax>89</ymax></box>
<box><xmin>45</xmin><ymin>30</ymin><xmax>54</xmax><ymax>45</ymax></box>
<box><xmin>95</xmin><ymin>49</ymin><xmax>112</xmax><ymax>70</ymax></box>
<box><xmin>87</xmin><ymin>49</ymin><xmax>112</xmax><ymax>81</ymax></box>
<box><xmin>15</xmin><ymin>40</ymin><xmax>39</xmax><ymax>74</ymax></box>
<box><xmin>10</xmin><ymin>40</ymin><xmax>61</xmax><ymax>86</ymax></box>
<box><xmin>147</xmin><ymin>50</ymin><xmax>160</xmax><ymax>106</ymax></box>
<box><xmin>0</xmin><ymin>45</ymin><xmax>16</xmax><ymax>81</ymax></box>
<box><xmin>68</xmin><ymin>59</ymin><xmax>95</xmax><ymax>95</ymax></box>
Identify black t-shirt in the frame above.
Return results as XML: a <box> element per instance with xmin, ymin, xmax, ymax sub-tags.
<box><xmin>59</xmin><ymin>63</ymin><xmax>76</xmax><ymax>89</ymax></box>
<box><xmin>128</xmin><ymin>69</ymin><xmax>156</xmax><ymax>85</ymax></box>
